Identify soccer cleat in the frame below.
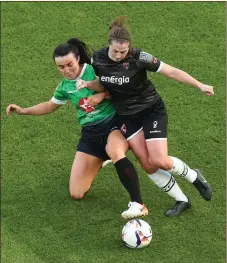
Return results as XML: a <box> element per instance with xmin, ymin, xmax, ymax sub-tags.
<box><xmin>121</xmin><ymin>202</ymin><xmax>149</xmax><ymax>219</ymax></box>
<box><xmin>165</xmin><ymin>200</ymin><xmax>191</xmax><ymax>217</ymax></box>
<box><xmin>192</xmin><ymin>169</ymin><xmax>212</xmax><ymax>201</ymax></box>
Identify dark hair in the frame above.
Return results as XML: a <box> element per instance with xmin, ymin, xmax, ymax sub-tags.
<box><xmin>108</xmin><ymin>16</ymin><xmax>131</xmax><ymax>45</ymax></box>
<box><xmin>53</xmin><ymin>38</ymin><xmax>92</xmax><ymax>64</ymax></box>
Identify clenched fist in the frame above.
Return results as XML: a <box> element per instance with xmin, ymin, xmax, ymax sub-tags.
<box><xmin>6</xmin><ymin>104</ymin><xmax>24</xmax><ymax>115</ymax></box>
<box><xmin>199</xmin><ymin>84</ymin><xmax>214</xmax><ymax>96</ymax></box>
<box><xmin>76</xmin><ymin>79</ymin><xmax>88</xmax><ymax>90</ymax></box>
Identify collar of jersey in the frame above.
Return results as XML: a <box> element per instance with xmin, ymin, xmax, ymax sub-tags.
<box><xmin>65</xmin><ymin>63</ymin><xmax>87</xmax><ymax>82</ymax></box>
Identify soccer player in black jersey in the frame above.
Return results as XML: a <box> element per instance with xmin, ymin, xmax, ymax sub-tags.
<box><xmin>77</xmin><ymin>16</ymin><xmax>214</xmax><ymax>217</ymax></box>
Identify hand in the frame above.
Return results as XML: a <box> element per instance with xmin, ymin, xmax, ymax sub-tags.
<box><xmin>198</xmin><ymin>84</ymin><xmax>214</xmax><ymax>96</ymax></box>
<box><xmin>87</xmin><ymin>93</ymin><xmax>105</xmax><ymax>107</ymax></box>
<box><xmin>76</xmin><ymin>79</ymin><xmax>88</xmax><ymax>90</ymax></box>
<box><xmin>6</xmin><ymin>104</ymin><xmax>24</xmax><ymax>115</ymax></box>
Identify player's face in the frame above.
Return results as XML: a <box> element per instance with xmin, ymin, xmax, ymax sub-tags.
<box><xmin>55</xmin><ymin>52</ymin><xmax>81</xmax><ymax>80</ymax></box>
<box><xmin>108</xmin><ymin>41</ymin><xmax>130</xmax><ymax>62</ymax></box>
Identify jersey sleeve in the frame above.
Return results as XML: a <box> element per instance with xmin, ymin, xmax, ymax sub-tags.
<box><xmin>136</xmin><ymin>51</ymin><xmax>163</xmax><ymax>72</ymax></box>
<box><xmin>51</xmin><ymin>82</ymin><xmax>68</xmax><ymax>105</ymax></box>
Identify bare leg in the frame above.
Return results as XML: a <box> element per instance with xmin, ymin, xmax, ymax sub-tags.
<box><xmin>69</xmin><ymin>151</ymin><xmax>103</xmax><ymax>199</ymax></box>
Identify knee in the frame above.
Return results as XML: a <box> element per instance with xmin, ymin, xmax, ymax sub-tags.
<box><xmin>106</xmin><ymin>147</ymin><xmax>126</xmax><ymax>163</ymax></box>
<box><xmin>70</xmin><ymin>184</ymin><xmax>92</xmax><ymax>200</ymax></box>
<box><xmin>70</xmin><ymin>192</ymin><xmax>84</xmax><ymax>200</ymax></box>
<box><xmin>137</xmin><ymin>158</ymin><xmax>157</xmax><ymax>174</ymax></box>
<box><xmin>141</xmin><ymin>162</ymin><xmax>157</xmax><ymax>174</ymax></box>
<box><xmin>150</xmin><ymin>157</ymin><xmax>172</xmax><ymax>171</ymax></box>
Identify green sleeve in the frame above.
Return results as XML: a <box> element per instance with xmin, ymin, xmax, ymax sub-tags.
<box><xmin>51</xmin><ymin>81</ymin><xmax>68</xmax><ymax>105</ymax></box>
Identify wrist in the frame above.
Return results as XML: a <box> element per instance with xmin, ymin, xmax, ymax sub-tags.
<box><xmin>86</xmin><ymin>81</ymin><xmax>93</xmax><ymax>88</ymax></box>
<box><xmin>196</xmin><ymin>82</ymin><xmax>203</xmax><ymax>90</ymax></box>
<box><xmin>99</xmin><ymin>92</ymin><xmax>106</xmax><ymax>98</ymax></box>
<box><xmin>21</xmin><ymin>108</ymin><xmax>28</xmax><ymax>115</ymax></box>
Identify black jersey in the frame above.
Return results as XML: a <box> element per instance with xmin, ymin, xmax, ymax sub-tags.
<box><xmin>92</xmin><ymin>47</ymin><xmax>162</xmax><ymax>115</ymax></box>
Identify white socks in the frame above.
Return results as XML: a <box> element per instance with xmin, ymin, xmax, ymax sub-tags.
<box><xmin>168</xmin><ymin>156</ymin><xmax>197</xmax><ymax>183</ymax></box>
<box><xmin>148</xmin><ymin>169</ymin><xmax>188</xmax><ymax>202</ymax></box>
<box><xmin>148</xmin><ymin>156</ymin><xmax>198</xmax><ymax>202</ymax></box>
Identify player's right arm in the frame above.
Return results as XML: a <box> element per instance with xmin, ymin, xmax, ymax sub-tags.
<box><xmin>6</xmin><ymin>81</ymin><xmax>68</xmax><ymax>116</ymax></box>
<box><xmin>77</xmin><ymin>78</ymin><xmax>105</xmax><ymax>92</ymax></box>
<box><xmin>6</xmin><ymin>100</ymin><xmax>61</xmax><ymax>116</ymax></box>
<box><xmin>87</xmin><ymin>91</ymin><xmax>111</xmax><ymax>107</ymax></box>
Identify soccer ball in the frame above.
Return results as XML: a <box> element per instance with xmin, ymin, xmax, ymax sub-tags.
<box><xmin>122</xmin><ymin>219</ymin><xmax>152</xmax><ymax>248</ymax></box>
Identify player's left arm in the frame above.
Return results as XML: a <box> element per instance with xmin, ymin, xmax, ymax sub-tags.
<box><xmin>138</xmin><ymin>50</ymin><xmax>214</xmax><ymax>96</ymax></box>
<box><xmin>159</xmin><ymin>63</ymin><xmax>214</xmax><ymax>96</ymax></box>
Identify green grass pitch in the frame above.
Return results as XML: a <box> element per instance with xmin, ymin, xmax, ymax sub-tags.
<box><xmin>1</xmin><ymin>2</ymin><xmax>226</xmax><ymax>263</ymax></box>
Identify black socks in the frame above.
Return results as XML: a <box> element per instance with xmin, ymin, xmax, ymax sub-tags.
<box><xmin>114</xmin><ymin>157</ymin><xmax>143</xmax><ymax>204</ymax></box>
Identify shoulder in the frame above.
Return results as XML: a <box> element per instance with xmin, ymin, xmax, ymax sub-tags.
<box><xmin>85</xmin><ymin>63</ymin><xmax>94</xmax><ymax>71</ymax></box>
<box><xmin>82</xmin><ymin>63</ymin><xmax>97</xmax><ymax>80</ymax></box>
<box><xmin>55</xmin><ymin>78</ymin><xmax>74</xmax><ymax>92</ymax></box>
<box><xmin>135</xmin><ymin>50</ymin><xmax>161</xmax><ymax>72</ymax></box>
<box><xmin>84</xmin><ymin>63</ymin><xmax>96</xmax><ymax>74</ymax></box>
<box><xmin>93</xmin><ymin>47</ymin><xmax>108</xmax><ymax>56</ymax></box>
<box><xmin>55</xmin><ymin>79</ymin><xmax>65</xmax><ymax>90</ymax></box>
<box><xmin>93</xmin><ymin>47</ymin><xmax>108</xmax><ymax>61</ymax></box>
<box><xmin>130</xmin><ymin>48</ymin><xmax>141</xmax><ymax>58</ymax></box>
<box><xmin>137</xmin><ymin>50</ymin><xmax>156</xmax><ymax>64</ymax></box>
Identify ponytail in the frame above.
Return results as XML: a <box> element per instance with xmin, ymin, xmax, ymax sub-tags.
<box><xmin>53</xmin><ymin>38</ymin><xmax>92</xmax><ymax>64</ymax></box>
<box><xmin>67</xmin><ymin>38</ymin><xmax>92</xmax><ymax>64</ymax></box>
<box><xmin>109</xmin><ymin>16</ymin><xmax>127</xmax><ymax>30</ymax></box>
<box><xmin>109</xmin><ymin>16</ymin><xmax>131</xmax><ymax>44</ymax></box>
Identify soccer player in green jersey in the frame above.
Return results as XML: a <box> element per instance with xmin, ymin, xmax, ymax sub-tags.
<box><xmin>6</xmin><ymin>38</ymin><xmax>148</xmax><ymax>219</ymax></box>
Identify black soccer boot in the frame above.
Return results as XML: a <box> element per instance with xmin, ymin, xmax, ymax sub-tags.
<box><xmin>192</xmin><ymin>169</ymin><xmax>212</xmax><ymax>201</ymax></box>
<box><xmin>165</xmin><ymin>200</ymin><xmax>191</xmax><ymax>217</ymax></box>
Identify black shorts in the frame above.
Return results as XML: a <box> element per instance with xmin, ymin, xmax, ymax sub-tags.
<box><xmin>77</xmin><ymin>115</ymin><xmax>120</xmax><ymax>161</ymax></box>
<box><xmin>116</xmin><ymin>98</ymin><xmax>168</xmax><ymax>141</ymax></box>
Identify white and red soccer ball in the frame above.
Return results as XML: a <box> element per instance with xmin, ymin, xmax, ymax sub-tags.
<box><xmin>122</xmin><ymin>219</ymin><xmax>152</xmax><ymax>248</ymax></box>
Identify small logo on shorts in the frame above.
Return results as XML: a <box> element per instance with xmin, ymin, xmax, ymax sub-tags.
<box><xmin>150</xmin><ymin>130</ymin><xmax>161</xmax><ymax>133</ymax></box>
<box><xmin>153</xmin><ymin>121</ymin><xmax>158</xmax><ymax>128</ymax></box>
<box><xmin>121</xmin><ymin>124</ymin><xmax>127</xmax><ymax>134</ymax></box>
